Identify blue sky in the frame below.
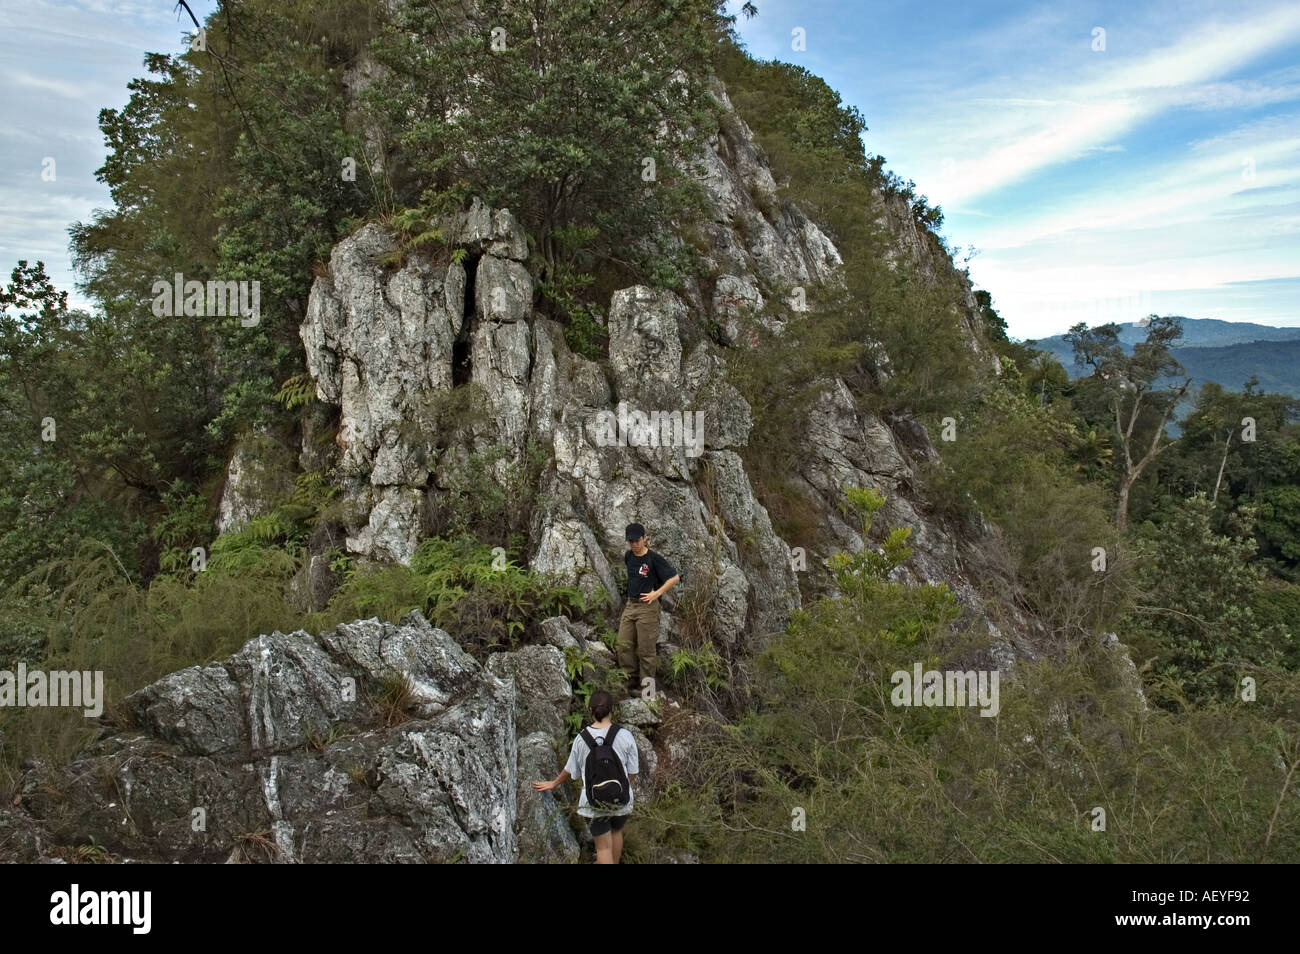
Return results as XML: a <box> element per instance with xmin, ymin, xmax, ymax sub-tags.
<box><xmin>2</xmin><ymin>0</ymin><xmax>1297</xmax><ymax>340</ymax></box>
<box><xmin>0</xmin><ymin>0</ymin><xmax>219</xmax><ymax>311</ymax></box>
<box><xmin>728</xmin><ymin>0</ymin><xmax>1300</xmax><ymax>338</ymax></box>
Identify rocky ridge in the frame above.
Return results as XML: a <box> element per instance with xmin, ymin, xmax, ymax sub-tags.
<box><xmin>2</xmin><ymin>75</ymin><xmax>1043</xmax><ymax>863</ymax></box>
<box><xmin>254</xmin><ymin>81</ymin><xmax>1033</xmax><ymax>661</ymax></box>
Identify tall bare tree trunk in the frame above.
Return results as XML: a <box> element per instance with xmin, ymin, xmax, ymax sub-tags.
<box><xmin>1212</xmin><ymin>427</ymin><xmax>1233</xmax><ymax>503</ymax></box>
<box><xmin>1113</xmin><ymin>379</ymin><xmax>1189</xmax><ymax>532</ymax></box>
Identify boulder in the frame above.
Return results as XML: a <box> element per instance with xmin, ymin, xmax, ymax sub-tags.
<box><xmin>625</xmin><ymin>724</ymin><xmax>658</xmax><ymax>787</ymax></box>
<box><xmin>216</xmin><ymin>430</ymin><xmax>297</xmax><ymax>534</ymax></box>
<box><xmin>614</xmin><ymin>697</ymin><xmax>660</xmax><ymax>728</ymax></box>
<box><xmin>16</xmin><ymin>612</ymin><xmax>519</xmax><ymax>863</ymax></box>
<box><xmin>487</xmin><ymin>645</ymin><xmax>572</xmax><ymax>738</ymax></box>
<box><xmin>515</xmin><ymin>731</ymin><xmax>579</xmax><ymax>864</ymax></box>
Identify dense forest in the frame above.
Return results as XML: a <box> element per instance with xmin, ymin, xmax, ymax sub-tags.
<box><xmin>1</xmin><ymin>0</ymin><xmax>1297</xmax><ymax>862</ymax></box>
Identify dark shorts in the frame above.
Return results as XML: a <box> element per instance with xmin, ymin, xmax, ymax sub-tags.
<box><xmin>589</xmin><ymin>814</ymin><xmax>629</xmax><ymax>837</ymax></box>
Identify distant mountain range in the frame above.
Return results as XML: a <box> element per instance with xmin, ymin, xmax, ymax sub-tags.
<box><xmin>1026</xmin><ymin>317</ymin><xmax>1300</xmax><ymax>393</ymax></box>
<box><xmin>1022</xmin><ymin>318</ymin><xmax>1300</xmax><ymax>434</ymax></box>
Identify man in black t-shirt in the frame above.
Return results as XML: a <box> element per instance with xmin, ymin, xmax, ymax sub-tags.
<box><xmin>617</xmin><ymin>523</ymin><xmax>680</xmax><ymax>699</ymax></box>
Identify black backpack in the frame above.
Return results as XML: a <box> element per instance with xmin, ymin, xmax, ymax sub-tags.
<box><xmin>580</xmin><ymin>725</ymin><xmax>630</xmax><ymax>809</ymax></box>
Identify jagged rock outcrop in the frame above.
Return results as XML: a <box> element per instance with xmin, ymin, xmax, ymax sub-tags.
<box><xmin>696</xmin><ymin>85</ymin><xmax>843</xmax><ymax>292</ymax></box>
<box><xmin>2</xmin><ymin>611</ymin><xmax>618</xmax><ymax>864</ymax></box>
<box><xmin>216</xmin><ymin>430</ymin><xmax>298</xmax><ymax>534</ymax></box>
<box><xmin>6</xmin><ymin>613</ymin><xmax>532</xmax><ymax>863</ymax></box>
<box><xmin>487</xmin><ymin>642</ymin><xmax>581</xmax><ymax>864</ymax></box>
<box><xmin>292</xmin><ymin>79</ymin><xmax>1033</xmax><ymax>668</ymax></box>
<box><xmin>515</xmin><ymin>730</ymin><xmax>579</xmax><ymax>864</ymax></box>
<box><xmin>1</xmin><ymin>71</ymin><xmax>1059</xmax><ymax>867</ymax></box>
<box><xmin>300</xmin><ymin>201</ymin><xmax>529</xmax><ymax>564</ymax></box>
<box><xmin>487</xmin><ymin>644</ymin><xmax>571</xmax><ymax>739</ymax></box>
<box><xmin>302</xmin><ymin>200</ymin><xmax>804</xmax><ymax>648</ymax></box>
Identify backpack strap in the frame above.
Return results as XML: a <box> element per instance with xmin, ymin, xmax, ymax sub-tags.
<box><xmin>581</xmin><ymin>726</ymin><xmax>618</xmax><ymax>748</ymax></box>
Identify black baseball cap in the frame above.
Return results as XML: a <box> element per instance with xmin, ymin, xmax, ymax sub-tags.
<box><xmin>625</xmin><ymin>523</ymin><xmax>646</xmax><ymax>541</ymax></box>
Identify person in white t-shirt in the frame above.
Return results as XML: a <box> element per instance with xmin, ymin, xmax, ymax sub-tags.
<box><xmin>533</xmin><ymin>690</ymin><xmax>639</xmax><ymax>864</ymax></box>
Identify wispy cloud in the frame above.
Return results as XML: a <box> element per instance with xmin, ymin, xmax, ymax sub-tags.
<box><xmin>733</xmin><ymin>0</ymin><xmax>1300</xmax><ymax>337</ymax></box>
<box><xmin>1169</xmin><ymin>80</ymin><xmax>1300</xmax><ymax>111</ymax></box>
<box><xmin>931</xmin><ymin>4</ymin><xmax>1300</xmax><ymax>204</ymax></box>
<box><xmin>966</xmin><ymin>111</ymin><xmax>1300</xmax><ymax>334</ymax></box>
<box><xmin>975</xmin><ymin>123</ymin><xmax>1300</xmax><ymax>248</ymax></box>
<box><xmin>0</xmin><ymin>0</ymin><xmax>218</xmax><ymax>311</ymax></box>
<box><xmin>3</xmin><ymin>67</ymin><xmax>114</xmax><ymax>101</ymax></box>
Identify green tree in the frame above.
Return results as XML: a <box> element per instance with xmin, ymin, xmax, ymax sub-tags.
<box><xmin>1256</xmin><ymin>484</ymin><xmax>1300</xmax><ymax>574</ymax></box>
<box><xmin>1123</xmin><ymin>493</ymin><xmax>1291</xmax><ymax>705</ymax></box>
<box><xmin>974</xmin><ymin>289</ymin><xmax>1007</xmax><ymax>343</ymax></box>
<box><xmin>1144</xmin><ymin>380</ymin><xmax>1300</xmax><ymax>578</ymax></box>
<box><xmin>70</xmin><ymin>2</ymin><xmax>381</xmax><ymax>453</ymax></box>
<box><xmin>369</xmin><ymin>0</ymin><xmax>722</xmax><ymax>284</ymax></box>
<box><xmin>0</xmin><ymin>262</ymin><xmax>146</xmax><ymax>587</ymax></box>
<box><xmin>1066</xmin><ymin>316</ymin><xmax>1190</xmax><ymax>531</ymax></box>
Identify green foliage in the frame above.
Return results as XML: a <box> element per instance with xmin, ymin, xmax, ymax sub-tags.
<box><xmin>1254</xmin><ymin>579</ymin><xmax>1300</xmax><ymax>669</ymax></box>
<box><xmin>564</xmin><ymin>640</ymin><xmax>629</xmax><ymax>737</ymax></box>
<box><xmin>274</xmin><ymin>374</ymin><xmax>318</xmax><ymax>411</ymax></box>
<box><xmin>829</xmin><ymin>486</ymin><xmax>913</xmax><ymax>596</ymax></box>
<box><xmin>562</xmin><ymin>303</ymin><xmax>607</xmax><ymax>362</ymax></box>
<box><xmin>0</xmin><ymin>527</ymin><xmax>602</xmax><ymax>777</ymax></box>
<box><xmin>718</xmin><ymin>46</ymin><xmax>984</xmax><ymax>542</ymax></box>
<box><xmin>52</xmin><ymin>840</ymin><xmax>117</xmax><ymax>865</ymax></box>
<box><xmin>1120</xmin><ymin>493</ymin><xmax>1292</xmax><ymax>706</ymax></box>
<box><xmin>535</xmin><ymin>226</ymin><xmax>608</xmax><ymax>360</ymax></box>
<box><xmin>369</xmin><ymin>0</ymin><xmax>722</xmax><ymax>285</ymax></box>
<box><xmin>1150</xmin><ymin>382</ymin><xmax>1300</xmax><ymax>576</ymax></box>
<box><xmin>563</xmin><ymin>646</ymin><xmax>593</xmax><ymax>682</ymax></box>
<box><xmin>2</xmin><ymin>2</ymin><xmax>390</xmax><ymax>594</ymax></box>
<box><xmin>196</xmin><ymin>469</ymin><xmax>338</xmax><ymax>575</ymax></box>
<box><xmin>67</xmin><ymin>0</ymin><xmax>383</xmax><ymax>489</ymax></box>
<box><xmin>384</xmin><ymin>191</ymin><xmax>477</xmax><ymax>264</ymax></box>
<box><xmin>919</xmin><ymin>377</ymin><xmax>1121</xmax><ymax>640</ymax></box>
<box><xmin>973</xmin><ymin>289</ymin><xmax>1007</xmax><ymax>343</ymax></box>
<box><xmin>638</xmin><ymin>650</ymin><xmax>1300</xmax><ymax>863</ymax></box>
<box><xmin>0</xmin><ymin>538</ymin><xmax>309</xmax><ymax>772</ymax></box>
<box><xmin>667</xmin><ymin>643</ymin><xmax>730</xmax><ymax>693</ymax></box>
<box><xmin>152</xmin><ymin>480</ymin><xmax>214</xmax><ymax>576</ymax></box>
<box><xmin>1255</xmin><ymin>484</ymin><xmax>1300</xmax><ymax>565</ymax></box>
<box><xmin>391</xmin><ymin>207</ymin><xmax>444</xmax><ymax>247</ymax></box>
<box><xmin>1063</xmin><ymin>317</ymin><xmax>1191</xmax><ymax>530</ymax></box>
<box><xmin>325</xmin><ymin>534</ymin><xmax>593</xmax><ymax>654</ymax></box>
<box><xmin>0</xmin><ymin>262</ymin><xmax>151</xmax><ymax>587</ymax></box>
<box><xmin>428</xmin><ymin>440</ymin><xmax>551</xmax><ymax>550</ymax></box>
<box><xmin>0</xmin><ymin>582</ymin><xmax>55</xmax><ymax>667</ymax></box>
<box><xmin>629</xmin><ymin>490</ymin><xmax>1300</xmax><ymax>863</ymax></box>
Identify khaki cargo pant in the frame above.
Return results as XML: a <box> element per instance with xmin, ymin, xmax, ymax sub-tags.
<box><xmin>616</xmin><ymin>599</ymin><xmax>660</xmax><ymax>693</ymax></box>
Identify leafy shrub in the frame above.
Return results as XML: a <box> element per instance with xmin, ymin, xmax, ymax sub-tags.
<box><xmin>427</xmin><ymin>440</ymin><xmax>550</xmax><ymax>552</ymax></box>
<box><xmin>918</xmin><ymin>378</ymin><xmax>1121</xmax><ymax>641</ymax></box>
<box><xmin>628</xmin><ymin>490</ymin><xmax>1300</xmax><ymax>863</ymax></box>
<box><xmin>0</xmin><ymin>539</ymin><xmax>309</xmax><ymax>772</ymax></box>
<box><xmin>1121</xmin><ymin>493</ymin><xmax>1292</xmax><ymax>706</ymax></box>
<box><xmin>323</xmin><ymin>534</ymin><xmax>595</xmax><ymax>655</ymax></box>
